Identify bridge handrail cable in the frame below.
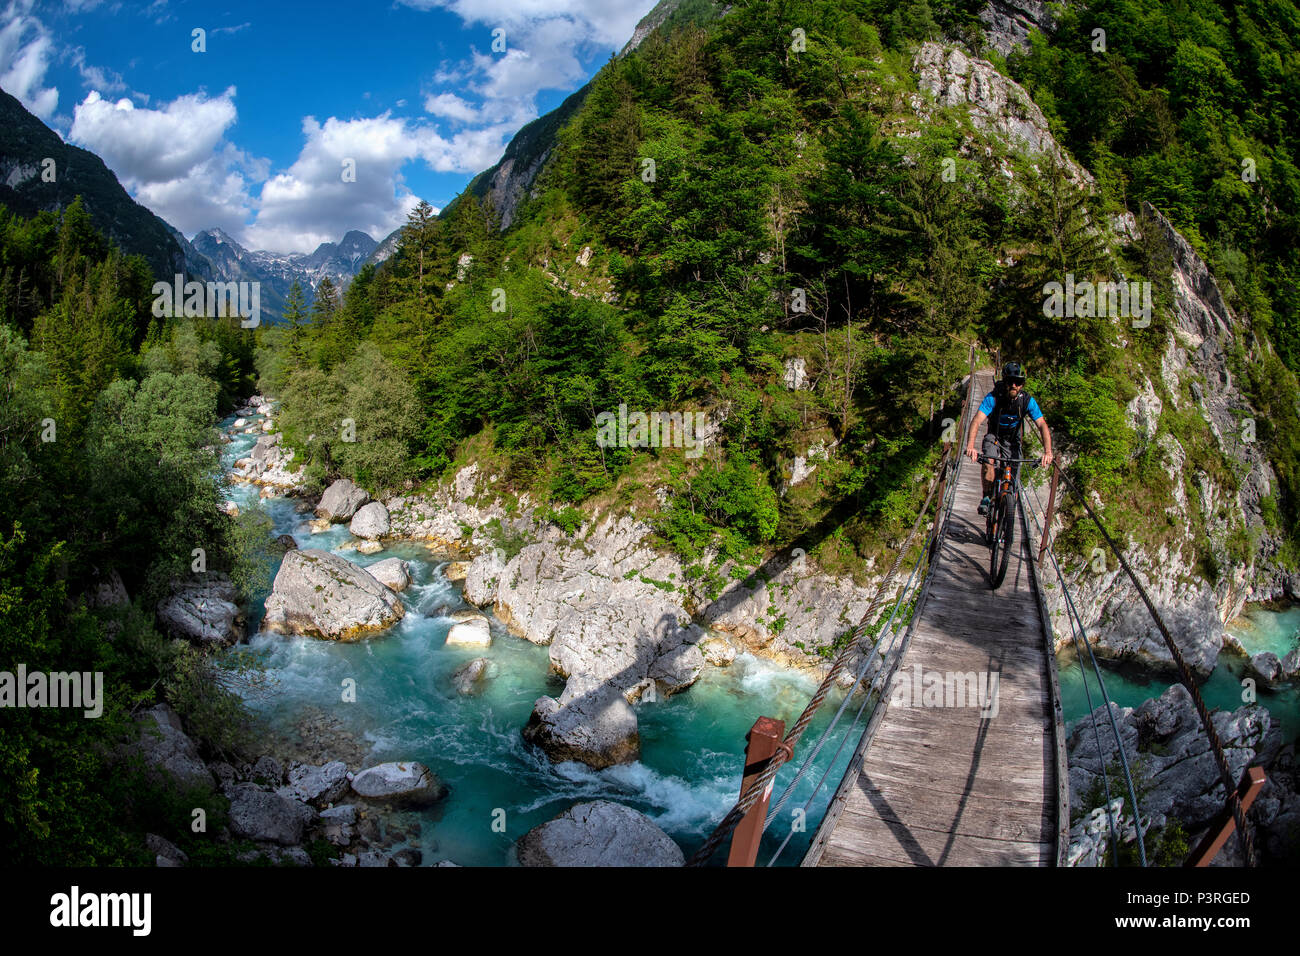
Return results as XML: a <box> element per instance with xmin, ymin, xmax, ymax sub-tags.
<box><xmin>1035</xmin><ymin>461</ymin><xmax>1257</xmax><ymax>865</ymax></box>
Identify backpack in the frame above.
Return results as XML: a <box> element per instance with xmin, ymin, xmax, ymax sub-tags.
<box><xmin>988</xmin><ymin>380</ymin><xmax>1030</xmax><ymax>441</ymax></box>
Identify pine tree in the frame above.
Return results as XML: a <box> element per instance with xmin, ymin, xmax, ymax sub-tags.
<box><xmin>282</xmin><ymin>280</ymin><xmax>308</xmax><ymax>367</ymax></box>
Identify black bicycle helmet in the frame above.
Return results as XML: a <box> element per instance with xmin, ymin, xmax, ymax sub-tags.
<box><xmin>1002</xmin><ymin>361</ymin><xmax>1026</xmax><ymax>384</ymax></box>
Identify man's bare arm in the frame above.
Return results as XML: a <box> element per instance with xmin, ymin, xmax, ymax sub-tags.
<box><xmin>965</xmin><ymin>410</ymin><xmax>987</xmax><ymax>460</ymax></box>
<box><xmin>1036</xmin><ymin>417</ymin><xmax>1054</xmax><ymax>467</ymax></box>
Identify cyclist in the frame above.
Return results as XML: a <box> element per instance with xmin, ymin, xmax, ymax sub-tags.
<box><xmin>964</xmin><ymin>361</ymin><xmax>1054</xmax><ymax>515</ymax></box>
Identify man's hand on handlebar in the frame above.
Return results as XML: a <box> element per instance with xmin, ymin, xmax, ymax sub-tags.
<box><xmin>965</xmin><ymin>444</ymin><xmax>977</xmax><ymax>461</ymax></box>
<box><xmin>1040</xmin><ymin>451</ymin><xmax>1054</xmax><ymax>469</ymax></box>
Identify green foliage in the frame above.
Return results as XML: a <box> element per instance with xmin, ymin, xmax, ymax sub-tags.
<box><xmin>540</xmin><ymin>505</ymin><xmax>584</xmax><ymax>535</ymax></box>
<box><xmin>1042</xmin><ymin>370</ymin><xmax>1132</xmax><ymax>491</ymax></box>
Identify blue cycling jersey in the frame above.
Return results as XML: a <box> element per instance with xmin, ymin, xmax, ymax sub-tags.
<box><xmin>979</xmin><ymin>391</ymin><xmax>1042</xmax><ymax>435</ymax></box>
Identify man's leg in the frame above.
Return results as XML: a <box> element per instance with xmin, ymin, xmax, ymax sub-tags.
<box><xmin>980</xmin><ymin>433</ymin><xmax>997</xmax><ymax>498</ymax></box>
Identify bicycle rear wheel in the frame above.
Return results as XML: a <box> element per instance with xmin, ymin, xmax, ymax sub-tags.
<box><xmin>991</xmin><ymin>496</ymin><xmax>1014</xmax><ymax>588</ymax></box>
<box><xmin>988</xmin><ymin>498</ymin><xmax>1001</xmax><ymax>587</ymax></box>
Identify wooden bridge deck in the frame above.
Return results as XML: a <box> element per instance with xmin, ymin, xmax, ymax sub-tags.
<box><xmin>804</xmin><ymin>371</ymin><xmax>1067</xmax><ymax>867</ymax></box>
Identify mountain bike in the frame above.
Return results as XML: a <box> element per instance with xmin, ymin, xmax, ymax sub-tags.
<box><xmin>976</xmin><ymin>453</ymin><xmax>1041</xmax><ymax>589</ymax></box>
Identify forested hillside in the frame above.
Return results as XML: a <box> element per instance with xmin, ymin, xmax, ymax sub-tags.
<box><xmin>259</xmin><ymin>0</ymin><xmax>1300</xmax><ymax>588</ymax></box>
<box><xmin>0</xmin><ymin>202</ymin><xmax>270</xmax><ymax>863</ymax></box>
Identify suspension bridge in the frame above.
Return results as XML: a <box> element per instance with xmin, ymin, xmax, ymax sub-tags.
<box><xmin>686</xmin><ymin>352</ymin><xmax>1267</xmax><ymax>868</ymax></box>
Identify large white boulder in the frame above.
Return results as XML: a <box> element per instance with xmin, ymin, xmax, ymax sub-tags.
<box><xmin>516</xmin><ymin>801</ymin><xmax>683</xmax><ymax>866</ymax></box>
<box><xmin>366</xmin><ymin>557</ymin><xmax>411</xmax><ymax>592</ymax></box>
<box><xmin>446</xmin><ymin>611</ymin><xmax>492</xmax><ymax>647</ymax></box>
<box><xmin>263</xmin><ymin>549</ymin><xmax>404</xmax><ymax>640</ymax></box>
<box><xmin>350</xmin><ymin>761</ymin><xmax>446</xmax><ymax>807</ymax></box>
<box><xmin>349</xmin><ymin>501</ymin><xmax>390</xmax><ymax>540</ymax></box>
<box><xmin>316</xmin><ymin>479</ymin><xmax>369</xmax><ymax>522</ymax></box>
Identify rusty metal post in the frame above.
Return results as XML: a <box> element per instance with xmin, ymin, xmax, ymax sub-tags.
<box><xmin>1038</xmin><ymin>463</ymin><xmax>1060</xmax><ymax>563</ymax></box>
<box><xmin>727</xmin><ymin>716</ymin><xmax>786</xmax><ymax>867</ymax></box>
<box><xmin>1185</xmin><ymin>766</ymin><xmax>1266</xmax><ymax>867</ymax></box>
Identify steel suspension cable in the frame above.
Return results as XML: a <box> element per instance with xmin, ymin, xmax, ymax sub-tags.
<box><xmin>1049</xmin><ymin>464</ymin><xmax>1254</xmax><ymax>865</ymax></box>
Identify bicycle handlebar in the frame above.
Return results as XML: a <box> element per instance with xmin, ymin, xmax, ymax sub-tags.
<box><xmin>976</xmin><ymin>454</ymin><xmax>1042</xmax><ymax>466</ymax></box>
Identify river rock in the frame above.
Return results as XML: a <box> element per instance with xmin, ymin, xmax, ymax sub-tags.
<box><xmin>319</xmin><ymin>804</ymin><xmax>357</xmax><ymax>846</ymax></box>
<box><xmin>316</xmin><ymin>479</ymin><xmax>369</xmax><ymax>522</ymax></box>
<box><xmin>446</xmin><ymin>611</ymin><xmax>492</xmax><ymax>647</ymax></box>
<box><xmin>356</xmin><ymin>539</ymin><xmax>384</xmax><ymax>555</ymax></box>
<box><xmin>516</xmin><ymin>800</ymin><xmax>684</xmax><ymax>867</ymax></box>
<box><xmin>451</xmin><ymin>657</ymin><xmax>494</xmax><ymax>695</ymax></box>
<box><xmin>350</xmin><ymin>761</ymin><xmax>446</xmax><ymax>807</ymax></box>
<box><xmin>274</xmin><ymin>534</ymin><xmax>299</xmax><ymax>553</ymax></box>
<box><xmin>445</xmin><ymin>561</ymin><xmax>469</xmax><ymax>582</ymax></box>
<box><xmin>523</xmin><ymin>689</ymin><xmax>640</xmax><ymax>768</ymax></box>
<box><xmin>262</xmin><ymin>549</ymin><xmax>405</xmax><ymax>640</ymax></box>
<box><xmin>282</xmin><ymin>760</ymin><xmax>350</xmax><ymax>806</ymax></box>
<box><xmin>367</xmin><ymin>557</ymin><xmax>411</xmax><ymax>592</ymax></box>
<box><xmin>226</xmin><ymin>785</ymin><xmax>308</xmax><ymax>846</ymax></box>
<box><xmin>1248</xmin><ymin>651</ymin><xmax>1283</xmax><ymax>689</ymax></box>
<box><xmin>1067</xmin><ymin>683</ymin><xmax>1281</xmax><ymax>862</ymax></box>
<box><xmin>129</xmin><ymin>703</ymin><xmax>216</xmax><ymax>793</ymax></box>
<box><xmin>350</xmin><ymin>501</ymin><xmax>390</xmax><ymax>540</ymax></box>
<box><xmin>156</xmin><ymin>575</ymin><xmax>243</xmax><ymax>646</ymax></box>
<box><xmin>1282</xmin><ymin>648</ymin><xmax>1300</xmax><ymax>681</ymax></box>
<box><xmin>146</xmin><ymin>833</ymin><xmax>188</xmax><ymax>867</ymax></box>
<box><xmin>249</xmin><ymin>433</ymin><xmax>280</xmax><ymax>462</ymax></box>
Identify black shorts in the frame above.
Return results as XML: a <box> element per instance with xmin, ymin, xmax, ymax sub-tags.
<box><xmin>982</xmin><ymin>432</ymin><xmax>1020</xmax><ymax>462</ymax></box>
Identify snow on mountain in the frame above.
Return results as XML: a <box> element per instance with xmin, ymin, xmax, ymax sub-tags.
<box><xmin>188</xmin><ymin>228</ymin><xmax>378</xmax><ymax>321</ymax></box>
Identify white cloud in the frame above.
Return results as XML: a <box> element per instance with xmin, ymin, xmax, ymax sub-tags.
<box><xmin>67</xmin><ymin>45</ymin><xmax>126</xmax><ymax>94</ymax></box>
<box><xmin>245</xmin><ymin>112</ymin><xmax>499</xmax><ymax>252</ymax></box>
<box><xmin>69</xmin><ymin>87</ymin><xmax>260</xmax><ymax>237</ymax></box>
<box><xmin>71</xmin><ymin>87</ymin><xmax>237</xmax><ymax>183</ymax></box>
<box><xmin>402</xmin><ymin>0</ymin><xmax>655</xmax><ymax>46</ymax></box>
<box><xmin>0</xmin><ymin>0</ymin><xmax>59</xmax><ymax>119</ymax></box>
<box><xmin>411</xmin><ymin>0</ymin><xmax>653</xmax><ymax>157</ymax></box>
<box><xmin>423</xmin><ymin>91</ymin><xmax>480</xmax><ymax>123</ymax></box>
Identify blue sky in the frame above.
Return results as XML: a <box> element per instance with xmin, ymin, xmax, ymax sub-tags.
<box><xmin>1</xmin><ymin>0</ymin><xmax>659</xmax><ymax>251</ymax></box>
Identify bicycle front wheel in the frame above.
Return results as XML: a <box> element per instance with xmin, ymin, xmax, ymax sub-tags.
<box><xmin>991</xmin><ymin>496</ymin><xmax>1014</xmax><ymax>588</ymax></box>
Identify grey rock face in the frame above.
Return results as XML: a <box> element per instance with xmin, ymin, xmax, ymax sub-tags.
<box><xmin>516</xmin><ymin>800</ymin><xmax>684</xmax><ymax>866</ymax></box>
<box><xmin>146</xmin><ymin>833</ymin><xmax>188</xmax><ymax>867</ymax></box>
<box><xmin>350</xmin><ymin>761</ymin><xmax>446</xmax><ymax>807</ymax></box>
<box><xmin>262</xmin><ymin>549</ymin><xmax>404</xmax><ymax>640</ymax></box>
<box><xmin>156</xmin><ymin>574</ymin><xmax>243</xmax><ymax>646</ymax></box>
<box><xmin>316</xmin><ymin>479</ymin><xmax>369</xmax><ymax>522</ymax></box>
<box><xmin>130</xmin><ymin>704</ymin><xmax>216</xmax><ymax>792</ymax></box>
<box><xmin>1066</xmin><ymin>684</ymin><xmax>1286</xmax><ymax>864</ymax></box>
<box><xmin>978</xmin><ymin>0</ymin><xmax>1058</xmax><ymax>56</ymax></box>
<box><xmin>349</xmin><ymin>501</ymin><xmax>390</xmax><ymax>540</ymax></box>
<box><xmin>911</xmin><ymin>42</ymin><xmax>1091</xmax><ymax>187</ymax></box>
<box><xmin>89</xmin><ymin>567</ymin><xmax>129</xmax><ymax>608</ymax></box>
<box><xmin>227</xmin><ymin>784</ymin><xmax>306</xmax><ymax>846</ymax></box>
